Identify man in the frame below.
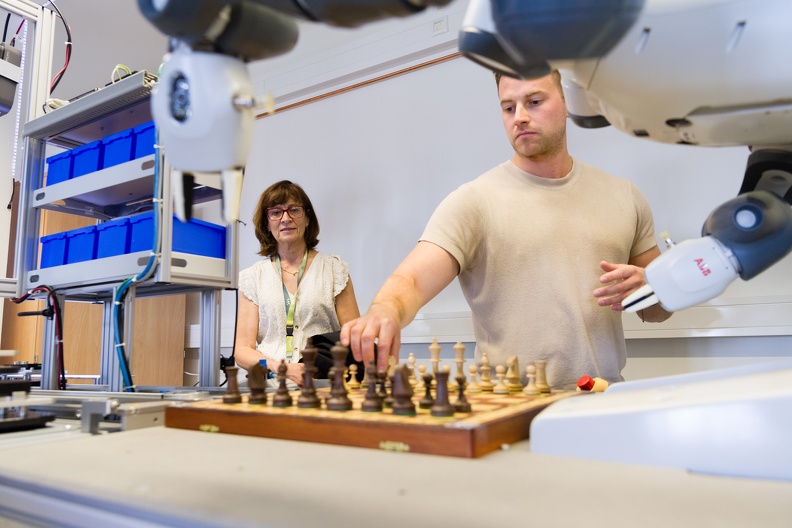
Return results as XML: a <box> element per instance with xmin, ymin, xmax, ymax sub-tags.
<box><xmin>341</xmin><ymin>71</ymin><xmax>672</xmax><ymax>389</ymax></box>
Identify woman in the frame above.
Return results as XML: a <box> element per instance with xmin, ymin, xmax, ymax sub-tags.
<box><xmin>235</xmin><ymin>180</ymin><xmax>360</xmax><ymax>385</ymax></box>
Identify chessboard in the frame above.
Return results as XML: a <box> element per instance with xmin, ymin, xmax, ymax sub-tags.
<box><xmin>165</xmin><ymin>388</ymin><xmax>578</xmax><ymax>458</ymax></box>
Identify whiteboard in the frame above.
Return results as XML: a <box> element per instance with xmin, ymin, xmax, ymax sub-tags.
<box><xmin>234</xmin><ymin>55</ymin><xmax>792</xmax><ymax>337</ymax></box>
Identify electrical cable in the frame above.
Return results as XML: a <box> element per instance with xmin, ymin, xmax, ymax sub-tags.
<box><xmin>11</xmin><ymin>285</ymin><xmax>66</xmax><ymax>390</ymax></box>
<box><xmin>44</xmin><ymin>0</ymin><xmax>72</xmax><ymax>96</ymax></box>
<box><xmin>111</xmin><ymin>132</ymin><xmax>164</xmax><ymax>392</ymax></box>
<box><xmin>9</xmin><ymin>20</ymin><xmax>23</xmax><ymax>47</ymax></box>
<box><xmin>3</xmin><ymin>13</ymin><xmax>10</xmax><ymax>43</ymax></box>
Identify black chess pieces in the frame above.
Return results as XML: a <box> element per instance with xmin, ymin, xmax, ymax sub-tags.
<box><xmin>297</xmin><ymin>341</ymin><xmax>321</xmax><ymax>408</ymax></box>
<box><xmin>272</xmin><ymin>360</ymin><xmax>293</xmax><ymax>407</ymax></box>
<box><xmin>430</xmin><ymin>370</ymin><xmax>454</xmax><ymax>417</ymax></box>
<box><xmin>222</xmin><ymin>366</ymin><xmax>242</xmax><ymax>404</ymax></box>
<box><xmin>391</xmin><ymin>364</ymin><xmax>416</xmax><ymax>416</ymax></box>
<box><xmin>452</xmin><ymin>373</ymin><xmax>472</xmax><ymax>413</ymax></box>
<box><xmin>419</xmin><ymin>371</ymin><xmax>434</xmax><ymax>410</ymax></box>
<box><xmin>247</xmin><ymin>362</ymin><xmax>268</xmax><ymax>405</ymax></box>
<box><xmin>362</xmin><ymin>361</ymin><xmax>383</xmax><ymax>413</ymax></box>
<box><xmin>326</xmin><ymin>343</ymin><xmax>353</xmax><ymax>411</ymax></box>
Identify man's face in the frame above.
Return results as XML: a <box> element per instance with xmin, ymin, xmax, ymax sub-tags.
<box><xmin>498</xmin><ymin>74</ymin><xmax>568</xmax><ymax>161</ymax></box>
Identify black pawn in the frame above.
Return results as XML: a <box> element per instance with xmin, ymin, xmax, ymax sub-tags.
<box><xmin>362</xmin><ymin>362</ymin><xmax>383</xmax><ymax>412</ymax></box>
<box><xmin>419</xmin><ymin>372</ymin><xmax>434</xmax><ymax>409</ymax></box>
<box><xmin>272</xmin><ymin>361</ymin><xmax>293</xmax><ymax>408</ymax></box>
<box><xmin>452</xmin><ymin>373</ymin><xmax>471</xmax><ymax>413</ymax></box>
<box><xmin>222</xmin><ymin>366</ymin><xmax>242</xmax><ymax>404</ymax></box>
<box><xmin>430</xmin><ymin>370</ymin><xmax>454</xmax><ymax>417</ymax></box>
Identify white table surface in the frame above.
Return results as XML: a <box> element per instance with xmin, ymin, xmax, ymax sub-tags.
<box><xmin>0</xmin><ymin>423</ymin><xmax>789</xmax><ymax>527</ymax></box>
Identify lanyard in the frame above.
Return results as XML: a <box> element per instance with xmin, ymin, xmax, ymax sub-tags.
<box><xmin>276</xmin><ymin>249</ymin><xmax>308</xmax><ymax>359</ymax></box>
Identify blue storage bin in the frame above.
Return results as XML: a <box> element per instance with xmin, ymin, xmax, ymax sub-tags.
<box><xmin>96</xmin><ymin>218</ymin><xmax>131</xmax><ymax>258</ymax></box>
<box><xmin>102</xmin><ymin>128</ymin><xmax>135</xmax><ymax>169</ymax></box>
<box><xmin>173</xmin><ymin>217</ymin><xmax>226</xmax><ymax>258</ymax></box>
<box><xmin>46</xmin><ymin>151</ymin><xmax>73</xmax><ymax>186</ymax></box>
<box><xmin>72</xmin><ymin>140</ymin><xmax>103</xmax><ymax>178</ymax></box>
<box><xmin>128</xmin><ymin>212</ymin><xmax>155</xmax><ymax>253</ymax></box>
<box><xmin>65</xmin><ymin>226</ymin><xmax>97</xmax><ymax>264</ymax></box>
<box><xmin>40</xmin><ymin>232</ymin><xmax>68</xmax><ymax>268</ymax></box>
<box><xmin>128</xmin><ymin>212</ymin><xmax>225</xmax><ymax>258</ymax></box>
<box><xmin>133</xmin><ymin>121</ymin><xmax>156</xmax><ymax>159</ymax></box>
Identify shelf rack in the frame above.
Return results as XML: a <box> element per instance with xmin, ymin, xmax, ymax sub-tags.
<box><xmin>14</xmin><ymin>71</ymin><xmax>238</xmax><ymax>391</ymax></box>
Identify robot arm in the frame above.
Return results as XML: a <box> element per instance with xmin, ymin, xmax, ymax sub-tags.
<box><xmin>137</xmin><ymin>0</ymin><xmax>453</xmax><ymax>222</ymax></box>
<box><xmin>458</xmin><ymin>0</ymin><xmax>792</xmax><ymax>313</ymax></box>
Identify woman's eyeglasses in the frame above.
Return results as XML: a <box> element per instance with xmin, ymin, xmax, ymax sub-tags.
<box><xmin>266</xmin><ymin>205</ymin><xmax>305</xmax><ymax>221</ymax></box>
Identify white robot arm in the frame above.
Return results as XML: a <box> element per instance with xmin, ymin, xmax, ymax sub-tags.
<box><xmin>458</xmin><ymin>0</ymin><xmax>792</xmax><ymax>313</ymax></box>
<box><xmin>137</xmin><ymin>0</ymin><xmax>453</xmax><ymax>222</ymax></box>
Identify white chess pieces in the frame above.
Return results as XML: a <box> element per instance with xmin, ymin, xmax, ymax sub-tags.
<box><xmin>493</xmin><ymin>365</ymin><xmax>509</xmax><ymax>395</ymax></box>
<box><xmin>407</xmin><ymin>353</ymin><xmax>417</xmax><ymax>387</ymax></box>
<box><xmin>479</xmin><ymin>351</ymin><xmax>494</xmax><ymax>392</ymax></box>
<box><xmin>506</xmin><ymin>355</ymin><xmax>522</xmax><ymax>393</ymax></box>
<box><xmin>429</xmin><ymin>338</ymin><xmax>442</xmax><ymax>388</ymax></box>
<box><xmin>347</xmin><ymin>364</ymin><xmax>361</xmax><ymax>390</ymax></box>
<box><xmin>467</xmin><ymin>364</ymin><xmax>481</xmax><ymax>394</ymax></box>
<box><xmin>452</xmin><ymin>342</ymin><xmax>466</xmax><ymax>391</ymax></box>
<box><xmin>523</xmin><ymin>365</ymin><xmax>540</xmax><ymax>396</ymax></box>
<box><xmin>534</xmin><ymin>359</ymin><xmax>551</xmax><ymax>394</ymax></box>
<box><xmin>416</xmin><ymin>364</ymin><xmax>427</xmax><ymax>391</ymax></box>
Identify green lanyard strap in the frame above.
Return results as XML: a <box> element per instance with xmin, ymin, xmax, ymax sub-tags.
<box><xmin>276</xmin><ymin>250</ymin><xmax>308</xmax><ymax>359</ymax></box>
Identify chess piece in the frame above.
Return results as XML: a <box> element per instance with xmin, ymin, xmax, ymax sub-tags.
<box><xmin>493</xmin><ymin>365</ymin><xmax>509</xmax><ymax>395</ymax></box>
<box><xmin>361</xmin><ymin>359</ymin><xmax>372</xmax><ymax>389</ymax></box>
<box><xmin>391</xmin><ymin>364</ymin><xmax>416</xmax><ymax>416</ymax></box>
<box><xmin>326</xmin><ymin>343</ymin><xmax>353</xmax><ymax>411</ymax></box>
<box><xmin>347</xmin><ymin>364</ymin><xmax>361</xmax><ymax>390</ymax></box>
<box><xmin>444</xmin><ymin>364</ymin><xmax>458</xmax><ymax>392</ymax></box>
<box><xmin>247</xmin><ymin>362</ymin><xmax>268</xmax><ymax>405</ymax></box>
<box><xmin>534</xmin><ymin>359</ymin><xmax>551</xmax><ymax>394</ymax></box>
<box><xmin>430</xmin><ymin>370</ymin><xmax>454</xmax><ymax>417</ymax></box>
<box><xmin>383</xmin><ymin>372</ymin><xmax>395</xmax><ymax>409</ymax></box>
<box><xmin>467</xmin><ymin>364</ymin><xmax>481</xmax><ymax>394</ymax></box>
<box><xmin>362</xmin><ymin>362</ymin><xmax>383</xmax><ymax>412</ymax></box>
<box><xmin>222</xmin><ymin>366</ymin><xmax>242</xmax><ymax>404</ymax></box>
<box><xmin>479</xmin><ymin>352</ymin><xmax>494</xmax><ymax>392</ymax></box>
<box><xmin>407</xmin><ymin>353</ymin><xmax>417</xmax><ymax>387</ymax></box>
<box><xmin>416</xmin><ymin>364</ymin><xmax>427</xmax><ymax>391</ymax></box>
<box><xmin>453</xmin><ymin>341</ymin><xmax>466</xmax><ymax>385</ymax></box>
<box><xmin>419</xmin><ymin>370</ymin><xmax>434</xmax><ymax>409</ymax></box>
<box><xmin>506</xmin><ymin>355</ymin><xmax>522</xmax><ymax>393</ymax></box>
<box><xmin>429</xmin><ymin>338</ymin><xmax>441</xmax><ymax>388</ymax></box>
<box><xmin>385</xmin><ymin>356</ymin><xmax>397</xmax><ymax>390</ymax></box>
<box><xmin>297</xmin><ymin>342</ymin><xmax>321</xmax><ymax>408</ymax></box>
<box><xmin>523</xmin><ymin>364</ymin><xmax>540</xmax><ymax>396</ymax></box>
<box><xmin>453</xmin><ymin>373</ymin><xmax>472</xmax><ymax>413</ymax></box>
<box><xmin>272</xmin><ymin>361</ymin><xmax>293</xmax><ymax>407</ymax></box>
<box><xmin>377</xmin><ymin>370</ymin><xmax>390</xmax><ymax>408</ymax></box>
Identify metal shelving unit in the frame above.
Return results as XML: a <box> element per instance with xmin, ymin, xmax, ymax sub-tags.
<box><xmin>15</xmin><ymin>71</ymin><xmax>238</xmax><ymax>391</ymax></box>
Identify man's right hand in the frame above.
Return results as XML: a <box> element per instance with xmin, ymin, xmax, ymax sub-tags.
<box><xmin>340</xmin><ymin>305</ymin><xmax>402</xmax><ymax>372</ymax></box>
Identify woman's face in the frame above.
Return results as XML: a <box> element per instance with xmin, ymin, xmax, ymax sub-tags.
<box><xmin>266</xmin><ymin>201</ymin><xmax>309</xmax><ymax>248</ymax></box>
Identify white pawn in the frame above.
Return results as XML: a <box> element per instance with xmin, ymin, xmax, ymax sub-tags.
<box><xmin>416</xmin><ymin>364</ymin><xmax>427</xmax><ymax>391</ymax></box>
<box><xmin>523</xmin><ymin>365</ymin><xmax>539</xmax><ymax>396</ymax></box>
<box><xmin>493</xmin><ymin>365</ymin><xmax>509</xmax><ymax>395</ymax></box>
<box><xmin>407</xmin><ymin>353</ymin><xmax>417</xmax><ymax>387</ymax></box>
<box><xmin>479</xmin><ymin>352</ymin><xmax>494</xmax><ymax>392</ymax></box>
<box><xmin>347</xmin><ymin>364</ymin><xmax>361</xmax><ymax>390</ymax></box>
<box><xmin>467</xmin><ymin>364</ymin><xmax>481</xmax><ymax>393</ymax></box>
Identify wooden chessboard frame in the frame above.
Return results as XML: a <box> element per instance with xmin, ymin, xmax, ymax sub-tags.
<box><xmin>165</xmin><ymin>390</ymin><xmax>578</xmax><ymax>458</ymax></box>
